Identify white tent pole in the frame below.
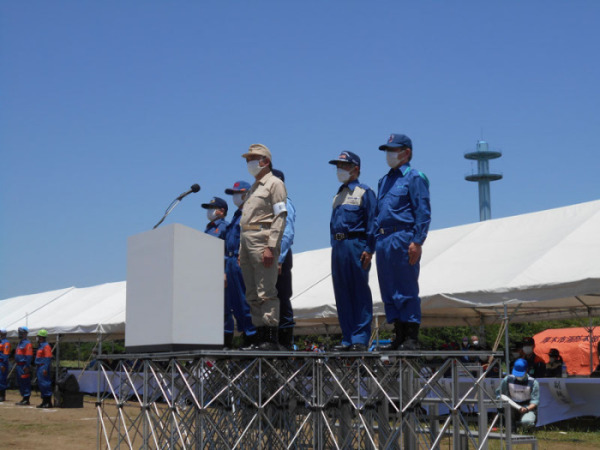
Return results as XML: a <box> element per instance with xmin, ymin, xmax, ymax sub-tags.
<box><xmin>503</xmin><ymin>304</ymin><xmax>510</xmax><ymax>374</ymax></box>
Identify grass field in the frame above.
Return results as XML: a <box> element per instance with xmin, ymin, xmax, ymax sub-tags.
<box><xmin>1</xmin><ymin>389</ymin><xmax>599</xmax><ymax>449</ymax></box>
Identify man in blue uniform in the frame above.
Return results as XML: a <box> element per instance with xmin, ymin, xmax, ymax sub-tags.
<box><xmin>15</xmin><ymin>326</ymin><xmax>33</xmax><ymax>405</ymax></box>
<box><xmin>201</xmin><ymin>196</ymin><xmax>229</xmax><ymax>239</ymax></box>
<box><xmin>223</xmin><ymin>181</ymin><xmax>257</xmax><ymax>349</ymax></box>
<box><xmin>376</xmin><ymin>134</ymin><xmax>431</xmax><ymax>350</ymax></box>
<box><xmin>495</xmin><ymin>358</ymin><xmax>540</xmax><ymax>430</ymax></box>
<box><xmin>35</xmin><ymin>329</ymin><xmax>53</xmax><ymax>408</ymax></box>
<box><xmin>272</xmin><ymin>169</ymin><xmax>296</xmax><ymax>350</ymax></box>
<box><xmin>0</xmin><ymin>328</ymin><xmax>10</xmax><ymax>402</ymax></box>
<box><xmin>329</xmin><ymin>151</ymin><xmax>376</xmax><ymax>352</ymax></box>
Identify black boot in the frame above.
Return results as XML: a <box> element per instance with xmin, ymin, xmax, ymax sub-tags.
<box><xmin>278</xmin><ymin>327</ymin><xmax>294</xmax><ymax>350</ymax></box>
<box><xmin>0</xmin><ymin>390</ymin><xmax>5</xmax><ymax>402</ymax></box>
<box><xmin>239</xmin><ymin>330</ymin><xmax>258</xmax><ymax>350</ymax></box>
<box><xmin>258</xmin><ymin>327</ymin><xmax>281</xmax><ymax>351</ymax></box>
<box><xmin>16</xmin><ymin>396</ymin><xmax>30</xmax><ymax>406</ymax></box>
<box><xmin>381</xmin><ymin>321</ymin><xmax>405</xmax><ymax>350</ymax></box>
<box><xmin>400</xmin><ymin>323</ymin><xmax>420</xmax><ymax>350</ymax></box>
<box><xmin>37</xmin><ymin>396</ymin><xmax>52</xmax><ymax>408</ymax></box>
<box><xmin>242</xmin><ymin>327</ymin><xmax>266</xmax><ymax>350</ymax></box>
<box><xmin>223</xmin><ymin>333</ymin><xmax>234</xmax><ymax>350</ymax></box>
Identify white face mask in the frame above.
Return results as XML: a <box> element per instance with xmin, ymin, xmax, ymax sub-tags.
<box><xmin>247</xmin><ymin>160</ymin><xmax>263</xmax><ymax>177</ymax></box>
<box><xmin>336</xmin><ymin>167</ymin><xmax>351</xmax><ymax>183</ymax></box>
<box><xmin>386</xmin><ymin>150</ymin><xmax>405</xmax><ymax>168</ymax></box>
<box><xmin>206</xmin><ymin>209</ymin><xmax>219</xmax><ymax>222</ymax></box>
<box><xmin>472</xmin><ymin>341</ymin><xmax>479</xmax><ymax>347</ymax></box>
<box><xmin>523</xmin><ymin>346</ymin><xmax>533</xmax><ymax>355</ymax></box>
<box><xmin>232</xmin><ymin>193</ymin><xmax>245</xmax><ymax>207</ymax></box>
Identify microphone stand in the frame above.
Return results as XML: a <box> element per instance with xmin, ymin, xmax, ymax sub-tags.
<box><xmin>153</xmin><ymin>198</ymin><xmax>182</xmax><ymax>229</ymax></box>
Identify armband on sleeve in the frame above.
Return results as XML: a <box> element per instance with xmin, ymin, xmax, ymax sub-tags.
<box><xmin>273</xmin><ymin>202</ymin><xmax>287</xmax><ymax>216</ymax></box>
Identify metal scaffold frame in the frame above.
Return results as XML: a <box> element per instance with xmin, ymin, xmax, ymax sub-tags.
<box><xmin>95</xmin><ymin>350</ymin><xmax>515</xmax><ymax>449</ymax></box>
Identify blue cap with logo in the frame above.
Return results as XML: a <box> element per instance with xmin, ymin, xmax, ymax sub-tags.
<box><xmin>201</xmin><ymin>196</ymin><xmax>228</xmax><ymax>213</ymax></box>
<box><xmin>379</xmin><ymin>133</ymin><xmax>413</xmax><ymax>151</ymax></box>
<box><xmin>512</xmin><ymin>358</ymin><xmax>528</xmax><ymax>377</ymax></box>
<box><xmin>328</xmin><ymin>151</ymin><xmax>361</xmax><ymax>167</ymax></box>
<box><xmin>225</xmin><ymin>181</ymin><xmax>251</xmax><ymax>195</ymax></box>
<box><xmin>272</xmin><ymin>169</ymin><xmax>285</xmax><ymax>182</ymax></box>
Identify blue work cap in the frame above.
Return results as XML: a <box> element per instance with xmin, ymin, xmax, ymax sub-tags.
<box><xmin>0</xmin><ymin>329</ymin><xmax>6</xmax><ymax>334</ymax></box>
<box><xmin>225</xmin><ymin>181</ymin><xmax>251</xmax><ymax>195</ymax></box>
<box><xmin>201</xmin><ymin>197</ymin><xmax>228</xmax><ymax>213</ymax></box>
<box><xmin>328</xmin><ymin>151</ymin><xmax>361</xmax><ymax>167</ymax></box>
<box><xmin>272</xmin><ymin>169</ymin><xmax>285</xmax><ymax>182</ymax></box>
<box><xmin>379</xmin><ymin>133</ymin><xmax>413</xmax><ymax>151</ymax></box>
<box><xmin>512</xmin><ymin>358</ymin><xmax>528</xmax><ymax>377</ymax></box>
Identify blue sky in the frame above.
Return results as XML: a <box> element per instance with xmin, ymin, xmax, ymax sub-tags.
<box><xmin>1</xmin><ymin>1</ymin><xmax>599</xmax><ymax>299</ymax></box>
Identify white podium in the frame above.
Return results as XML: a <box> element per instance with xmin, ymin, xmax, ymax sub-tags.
<box><xmin>125</xmin><ymin>223</ymin><xmax>224</xmax><ymax>352</ymax></box>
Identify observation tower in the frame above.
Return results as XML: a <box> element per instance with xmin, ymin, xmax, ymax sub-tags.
<box><xmin>465</xmin><ymin>140</ymin><xmax>502</xmax><ymax>221</ymax></box>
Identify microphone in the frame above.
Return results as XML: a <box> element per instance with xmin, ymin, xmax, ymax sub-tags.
<box><xmin>153</xmin><ymin>183</ymin><xmax>201</xmax><ymax>229</ymax></box>
<box><xmin>176</xmin><ymin>183</ymin><xmax>201</xmax><ymax>201</ymax></box>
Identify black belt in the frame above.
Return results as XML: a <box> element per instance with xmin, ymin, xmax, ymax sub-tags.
<box><xmin>378</xmin><ymin>224</ymin><xmax>413</xmax><ymax>235</ymax></box>
<box><xmin>333</xmin><ymin>232</ymin><xmax>366</xmax><ymax>241</ymax></box>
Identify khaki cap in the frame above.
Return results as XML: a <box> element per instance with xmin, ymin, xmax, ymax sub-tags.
<box><xmin>242</xmin><ymin>143</ymin><xmax>272</xmax><ymax>161</ymax></box>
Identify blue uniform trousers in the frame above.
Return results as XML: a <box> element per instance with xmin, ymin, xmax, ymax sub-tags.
<box><xmin>331</xmin><ymin>238</ymin><xmax>373</xmax><ymax>346</ymax></box>
<box><xmin>0</xmin><ymin>361</ymin><xmax>8</xmax><ymax>390</ymax></box>
<box><xmin>37</xmin><ymin>364</ymin><xmax>52</xmax><ymax>397</ymax></box>
<box><xmin>225</xmin><ymin>256</ymin><xmax>256</xmax><ymax>336</ymax></box>
<box><xmin>375</xmin><ymin>230</ymin><xmax>421</xmax><ymax>324</ymax></box>
<box><xmin>16</xmin><ymin>365</ymin><xmax>32</xmax><ymax>397</ymax></box>
<box><xmin>277</xmin><ymin>250</ymin><xmax>295</xmax><ymax>329</ymax></box>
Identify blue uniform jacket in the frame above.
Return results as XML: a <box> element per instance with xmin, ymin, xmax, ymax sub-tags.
<box><xmin>279</xmin><ymin>198</ymin><xmax>296</xmax><ymax>264</ymax></box>
<box><xmin>330</xmin><ymin>179</ymin><xmax>376</xmax><ymax>253</ymax></box>
<box><xmin>375</xmin><ymin>163</ymin><xmax>431</xmax><ymax>245</ymax></box>
<box><xmin>204</xmin><ymin>218</ymin><xmax>228</xmax><ymax>240</ymax></box>
<box><xmin>225</xmin><ymin>210</ymin><xmax>242</xmax><ymax>257</ymax></box>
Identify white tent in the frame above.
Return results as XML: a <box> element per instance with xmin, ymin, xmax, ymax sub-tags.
<box><xmin>2</xmin><ymin>199</ymin><xmax>600</xmax><ymax>339</ymax></box>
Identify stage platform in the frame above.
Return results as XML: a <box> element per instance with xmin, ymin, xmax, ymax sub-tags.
<box><xmin>94</xmin><ymin>349</ymin><xmax>530</xmax><ymax>449</ymax></box>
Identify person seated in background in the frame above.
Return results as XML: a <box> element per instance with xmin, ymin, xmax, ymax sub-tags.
<box><xmin>496</xmin><ymin>358</ymin><xmax>540</xmax><ymax>431</ymax></box>
<box><xmin>591</xmin><ymin>341</ymin><xmax>600</xmax><ymax>378</ymax></box>
<box><xmin>520</xmin><ymin>337</ymin><xmax>546</xmax><ymax>378</ymax></box>
<box><xmin>545</xmin><ymin>348</ymin><xmax>564</xmax><ymax>377</ymax></box>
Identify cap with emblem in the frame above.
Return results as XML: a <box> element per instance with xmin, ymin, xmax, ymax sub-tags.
<box><xmin>201</xmin><ymin>196</ymin><xmax>228</xmax><ymax>213</ymax></box>
<box><xmin>225</xmin><ymin>180</ymin><xmax>251</xmax><ymax>195</ymax></box>
<box><xmin>328</xmin><ymin>151</ymin><xmax>361</xmax><ymax>167</ymax></box>
<box><xmin>379</xmin><ymin>133</ymin><xmax>413</xmax><ymax>151</ymax></box>
<box><xmin>242</xmin><ymin>143</ymin><xmax>272</xmax><ymax>161</ymax></box>
<box><xmin>272</xmin><ymin>169</ymin><xmax>285</xmax><ymax>182</ymax></box>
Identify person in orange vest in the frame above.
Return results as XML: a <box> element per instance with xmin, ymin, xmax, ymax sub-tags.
<box><xmin>0</xmin><ymin>328</ymin><xmax>11</xmax><ymax>402</ymax></box>
<box><xmin>15</xmin><ymin>326</ymin><xmax>33</xmax><ymax>405</ymax></box>
<box><xmin>35</xmin><ymin>329</ymin><xmax>53</xmax><ymax>408</ymax></box>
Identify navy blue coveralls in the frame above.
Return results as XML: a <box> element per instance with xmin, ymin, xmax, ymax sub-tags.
<box><xmin>35</xmin><ymin>341</ymin><xmax>53</xmax><ymax>398</ymax></box>
<box><xmin>204</xmin><ymin>218</ymin><xmax>228</xmax><ymax>240</ymax></box>
<box><xmin>330</xmin><ymin>179</ymin><xmax>376</xmax><ymax>347</ymax></box>
<box><xmin>224</xmin><ymin>209</ymin><xmax>256</xmax><ymax>336</ymax></box>
<box><xmin>277</xmin><ymin>198</ymin><xmax>296</xmax><ymax>331</ymax></box>
<box><xmin>15</xmin><ymin>338</ymin><xmax>33</xmax><ymax>398</ymax></box>
<box><xmin>375</xmin><ymin>163</ymin><xmax>431</xmax><ymax>324</ymax></box>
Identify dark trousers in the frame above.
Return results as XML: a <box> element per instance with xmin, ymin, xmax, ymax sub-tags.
<box><xmin>277</xmin><ymin>250</ymin><xmax>295</xmax><ymax>329</ymax></box>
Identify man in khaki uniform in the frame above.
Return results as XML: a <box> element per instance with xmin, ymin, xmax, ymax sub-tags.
<box><xmin>240</xmin><ymin>144</ymin><xmax>288</xmax><ymax>350</ymax></box>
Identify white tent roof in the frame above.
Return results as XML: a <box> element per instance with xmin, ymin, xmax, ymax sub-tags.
<box><xmin>2</xmin><ymin>200</ymin><xmax>600</xmax><ymax>339</ymax></box>
<box><xmin>292</xmin><ymin>199</ymin><xmax>600</xmax><ymax>332</ymax></box>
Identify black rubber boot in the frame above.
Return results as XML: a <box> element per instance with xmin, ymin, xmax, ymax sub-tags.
<box><xmin>37</xmin><ymin>396</ymin><xmax>52</xmax><ymax>408</ymax></box>
<box><xmin>0</xmin><ymin>390</ymin><xmax>5</xmax><ymax>402</ymax></box>
<box><xmin>258</xmin><ymin>327</ymin><xmax>281</xmax><ymax>351</ymax></box>
<box><xmin>381</xmin><ymin>321</ymin><xmax>405</xmax><ymax>350</ymax></box>
<box><xmin>278</xmin><ymin>327</ymin><xmax>294</xmax><ymax>350</ymax></box>
<box><xmin>400</xmin><ymin>323</ymin><xmax>420</xmax><ymax>350</ymax></box>
<box><xmin>223</xmin><ymin>333</ymin><xmax>234</xmax><ymax>350</ymax></box>
<box><xmin>16</xmin><ymin>396</ymin><xmax>30</xmax><ymax>406</ymax></box>
<box><xmin>242</xmin><ymin>327</ymin><xmax>266</xmax><ymax>350</ymax></box>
